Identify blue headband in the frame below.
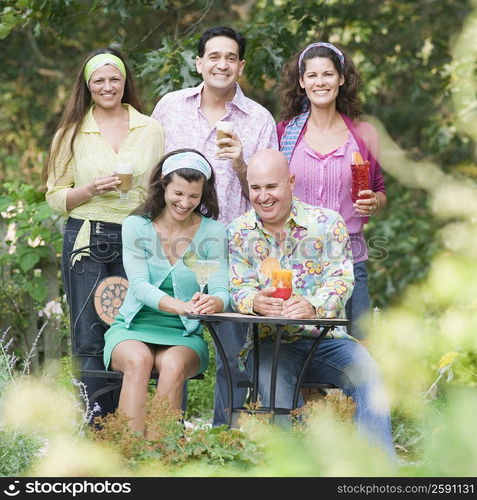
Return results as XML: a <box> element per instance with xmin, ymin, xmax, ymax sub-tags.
<box><xmin>161</xmin><ymin>152</ymin><xmax>212</xmax><ymax>180</ymax></box>
<box><xmin>298</xmin><ymin>42</ymin><xmax>345</xmax><ymax>71</ymax></box>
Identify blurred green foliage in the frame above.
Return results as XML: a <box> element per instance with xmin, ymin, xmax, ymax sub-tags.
<box><xmin>0</xmin><ymin>183</ymin><xmax>63</xmax><ymax>341</ymax></box>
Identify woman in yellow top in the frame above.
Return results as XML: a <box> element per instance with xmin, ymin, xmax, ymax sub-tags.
<box><xmin>43</xmin><ymin>47</ymin><xmax>164</xmax><ymax>419</ymax></box>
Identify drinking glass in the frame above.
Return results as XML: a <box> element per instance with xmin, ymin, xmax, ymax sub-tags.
<box><xmin>350</xmin><ymin>159</ymin><xmax>371</xmax><ymax>217</ymax></box>
<box><xmin>190</xmin><ymin>259</ymin><xmax>221</xmax><ymax>293</ymax></box>
<box><xmin>215</xmin><ymin>121</ymin><xmax>234</xmax><ymax>160</ymax></box>
<box><xmin>271</xmin><ymin>269</ymin><xmax>293</xmax><ymax>300</ymax></box>
<box><xmin>115</xmin><ymin>162</ymin><xmax>134</xmax><ymax>203</ymax></box>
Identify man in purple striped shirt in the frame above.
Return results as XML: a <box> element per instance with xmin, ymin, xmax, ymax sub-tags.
<box><xmin>152</xmin><ymin>26</ymin><xmax>278</xmax><ymax>226</ymax></box>
<box><xmin>151</xmin><ymin>26</ymin><xmax>278</xmax><ymax>426</ymax></box>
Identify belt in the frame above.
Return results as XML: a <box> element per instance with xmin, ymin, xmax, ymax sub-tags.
<box><xmin>91</xmin><ymin>220</ymin><xmax>122</xmax><ymax>235</ymax></box>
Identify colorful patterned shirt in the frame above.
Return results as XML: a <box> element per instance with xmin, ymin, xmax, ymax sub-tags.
<box><xmin>227</xmin><ymin>197</ymin><xmax>355</xmax><ymax>364</ymax></box>
<box><xmin>151</xmin><ymin>82</ymin><xmax>278</xmax><ymax>225</ymax></box>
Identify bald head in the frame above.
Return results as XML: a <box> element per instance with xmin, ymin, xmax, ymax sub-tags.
<box><xmin>247</xmin><ymin>149</ymin><xmax>290</xmax><ymax>185</ymax></box>
<box><xmin>246</xmin><ymin>149</ymin><xmax>295</xmax><ymax>231</ymax></box>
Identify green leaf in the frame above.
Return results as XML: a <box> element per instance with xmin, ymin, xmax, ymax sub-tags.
<box><xmin>24</xmin><ymin>279</ymin><xmax>47</xmax><ymax>302</ymax></box>
<box><xmin>19</xmin><ymin>252</ymin><xmax>40</xmax><ymax>272</ymax></box>
<box><xmin>0</xmin><ymin>12</ymin><xmax>19</xmax><ymax>40</ymax></box>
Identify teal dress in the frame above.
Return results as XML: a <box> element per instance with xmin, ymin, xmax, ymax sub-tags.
<box><xmin>103</xmin><ymin>274</ymin><xmax>209</xmax><ymax>374</ymax></box>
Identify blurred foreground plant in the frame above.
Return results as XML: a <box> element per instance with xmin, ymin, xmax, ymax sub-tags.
<box><xmin>0</xmin><ymin>328</ymin><xmax>43</xmax><ymax>476</ymax></box>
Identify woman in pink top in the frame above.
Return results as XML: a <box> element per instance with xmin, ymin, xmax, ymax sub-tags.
<box><xmin>277</xmin><ymin>42</ymin><xmax>387</xmax><ymax>340</ymax></box>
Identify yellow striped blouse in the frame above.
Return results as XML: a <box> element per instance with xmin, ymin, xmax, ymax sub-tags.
<box><xmin>46</xmin><ymin>104</ymin><xmax>164</xmax><ymax>258</ymax></box>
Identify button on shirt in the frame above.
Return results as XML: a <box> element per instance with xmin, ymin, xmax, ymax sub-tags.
<box><xmin>227</xmin><ymin>197</ymin><xmax>356</xmax><ymax>365</ymax></box>
<box><xmin>151</xmin><ymin>82</ymin><xmax>278</xmax><ymax>226</ymax></box>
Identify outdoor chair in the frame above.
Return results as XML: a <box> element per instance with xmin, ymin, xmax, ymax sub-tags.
<box><xmin>67</xmin><ymin>243</ymin><xmax>203</xmax><ymax>413</ymax></box>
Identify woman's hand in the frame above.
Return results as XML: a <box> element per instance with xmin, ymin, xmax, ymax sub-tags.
<box><xmin>65</xmin><ymin>173</ymin><xmax>122</xmax><ymax>210</ymax></box>
<box><xmin>353</xmin><ymin>190</ymin><xmax>386</xmax><ymax>216</ymax></box>
<box><xmin>87</xmin><ymin>173</ymin><xmax>121</xmax><ymax>197</ymax></box>
<box><xmin>185</xmin><ymin>292</ymin><xmax>223</xmax><ymax>315</ymax></box>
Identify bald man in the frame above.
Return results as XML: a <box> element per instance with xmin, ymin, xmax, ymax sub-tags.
<box><xmin>226</xmin><ymin>148</ymin><xmax>396</xmax><ymax>463</ymax></box>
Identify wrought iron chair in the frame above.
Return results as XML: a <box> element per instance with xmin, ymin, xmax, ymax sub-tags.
<box><xmin>67</xmin><ymin>243</ymin><xmax>203</xmax><ymax>412</ymax></box>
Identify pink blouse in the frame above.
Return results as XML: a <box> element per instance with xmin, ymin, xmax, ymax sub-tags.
<box><xmin>290</xmin><ymin>133</ymin><xmax>368</xmax><ymax>262</ymax></box>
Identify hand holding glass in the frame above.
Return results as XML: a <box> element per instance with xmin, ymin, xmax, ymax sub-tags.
<box><xmin>271</xmin><ymin>269</ymin><xmax>293</xmax><ymax>300</ymax></box>
<box><xmin>215</xmin><ymin>121</ymin><xmax>234</xmax><ymax>160</ymax></box>
<box><xmin>115</xmin><ymin>163</ymin><xmax>134</xmax><ymax>203</ymax></box>
<box><xmin>350</xmin><ymin>160</ymin><xmax>371</xmax><ymax>216</ymax></box>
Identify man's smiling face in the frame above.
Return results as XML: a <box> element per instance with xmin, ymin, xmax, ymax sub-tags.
<box><xmin>196</xmin><ymin>36</ymin><xmax>245</xmax><ymax>92</ymax></box>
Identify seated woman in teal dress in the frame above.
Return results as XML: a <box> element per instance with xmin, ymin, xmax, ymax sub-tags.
<box><xmin>103</xmin><ymin>148</ymin><xmax>229</xmax><ymax>437</ymax></box>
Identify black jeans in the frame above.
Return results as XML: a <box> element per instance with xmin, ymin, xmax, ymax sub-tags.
<box><xmin>62</xmin><ymin>217</ymin><xmax>126</xmax><ymax>418</ymax></box>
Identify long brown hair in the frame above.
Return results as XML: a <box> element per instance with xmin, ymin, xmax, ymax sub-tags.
<box><xmin>131</xmin><ymin>148</ymin><xmax>220</xmax><ymax>221</ymax></box>
<box><xmin>42</xmin><ymin>48</ymin><xmax>142</xmax><ymax>189</ymax></box>
<box><xmin>279</xmin><ymin>43</ymin><xmax>362</xmax><ymax>121</ymax></box>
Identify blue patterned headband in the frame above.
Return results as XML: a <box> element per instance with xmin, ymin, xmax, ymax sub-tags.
<box><xmin>162</xmin><ymin>151</ymin><xmax>212</xmax><ymax>180</ymax></box>
<box><xmin>298</xmin><ymin>42</ymin><xmax>345</xmax><ymax>71</ymax></box>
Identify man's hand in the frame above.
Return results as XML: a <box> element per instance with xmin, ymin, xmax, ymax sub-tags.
<box><xmin>253</xmin><ymin>287</ymin><xmax>284</xmax><ymax>316</ymax></box>
<box><xmin>281</xmin><ymin>295</ymin><xmax>316</xmax><ymax>319</ymax></box>
<box><xmin>216</xmin><ymin>130</ymin><xmax>243</xmax><ymax>162</ymax></box>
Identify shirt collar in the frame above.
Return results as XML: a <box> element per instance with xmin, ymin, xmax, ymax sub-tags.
<box><xmin>185</xmin><ymin>82</ymin><xmax>251</xmax><ymax>115</ymax></box>
<box><xmin>81</xmin><ymin>104</ymin><xmax>147</xmax><ymax>133</ymax></box>
<box><xmin>242</xmin><ymin>196</ymin><xmax>310</xmax><ymax>233</ymax></box>
<box><xmin>287</xmin><ymin>196</ymin><xmax>310</xmax><ymax>229</ymax></box>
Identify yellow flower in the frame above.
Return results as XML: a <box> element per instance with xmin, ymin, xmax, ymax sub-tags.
<box><xmin>333</xmin><ymin>220</ymin><xmax>347</xmax><ymax>242</ymax></box>
<box><xmin>305</xmin><ymin>261</ymin><xmax>322</xmax><ymax>275</ymax></box>
<box><xmin>438</xmin><ymin>351</ymin><xmax>459</xmax><ymax>370</ymax></box>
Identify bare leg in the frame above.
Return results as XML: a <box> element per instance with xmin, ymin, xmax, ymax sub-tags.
<box><xmin>153</xmin><ymin>346</ymin><xmax>200</xmax><ymax>411</ymax></box>
<box><xmin>110</xmin><ymin>340</ymin><xmax>154</xmax><ymax>433</ymax></box>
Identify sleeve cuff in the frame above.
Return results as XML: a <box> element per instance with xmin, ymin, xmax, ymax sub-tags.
<box><xmin>145</xmin><ymin>288</ymin><xmax>167</xmax><ymax>310</ymax></box>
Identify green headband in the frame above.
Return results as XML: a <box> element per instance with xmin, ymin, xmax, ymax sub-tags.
<box><xmin>84</xmin><ymin>53</ymin><xmax>127</xmax><ymax>83</ymax></box>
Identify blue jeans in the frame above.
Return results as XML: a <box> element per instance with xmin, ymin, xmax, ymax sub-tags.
<box><xmin>345</xmin><ymin>261</ymin><xmax>370</xmax><ymax>340</ymax></box>
<box><xmin>62</xmin><ymin>217</ymin><xmax>126</xmax><ymax>417</ymax></box>
<box><xmin>257</xmin><ymin>337</ymin><xmax>396</xmax><ymax>464</ymax></box>
<box><xmin>212</xmin><ymin>311</ymin><xmax>251</xmax><ymax>426</ymax></box>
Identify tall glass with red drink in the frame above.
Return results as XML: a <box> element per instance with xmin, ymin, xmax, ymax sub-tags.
<box><xmin>350</xmin><ymin>160</ymin><xmax>370</xmax><ymax>202</ymax></box>
<box><xmin>351</xmin><ymin>159</ymin><xmax>371</xmax><ymax>216</ymax></box>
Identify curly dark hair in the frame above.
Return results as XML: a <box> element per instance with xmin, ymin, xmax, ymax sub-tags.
<box><xmin>42</xmin><ymin>47</ymin><xmax>142</xmax><ymax>189</ymax></box>
<box><xmin>279</xmin><ymin>43</ymin><xmax>362</xmax><ymax>121</ymax></box>
<box><xmin>131</xmin><ymin>148</ymin><xmax>219</xmax><ymax>221</ymax></box>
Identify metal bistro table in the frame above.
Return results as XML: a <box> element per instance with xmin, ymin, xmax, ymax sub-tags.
<box><xmin>186</xmin><ymin>312</ymin><xmax>349</xmax><ymax>427</ymax></box>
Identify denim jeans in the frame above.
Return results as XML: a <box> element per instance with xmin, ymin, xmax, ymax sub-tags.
<box><xmin>212</xmin><ymin>309</ymin><xmax>251</xmax><ymax>426</ymax></box>
<box><xmin>257</xmin><ymin>337</ymin><xmax>396</xmax><ymax>464</ymax></box>
<box><xmin>345</xmin><ymin>261</ymin><xmax>370</xmax><ymax>340</ymax></box>
<box><xmin>62</xmin><ymin>217</ymin><xmax>126</xmax><ymax>417</ymax></box>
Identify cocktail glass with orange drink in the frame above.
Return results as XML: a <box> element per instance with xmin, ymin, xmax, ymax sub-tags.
<box><xmin>271</xmin><ymin>269</ymin><xmax>293</xmax><ymax>300</ymax></box>
<box><xmin>259</xmin><ymin>257</ymin><xmax>293</xmax><ymax>300</ymax></box>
